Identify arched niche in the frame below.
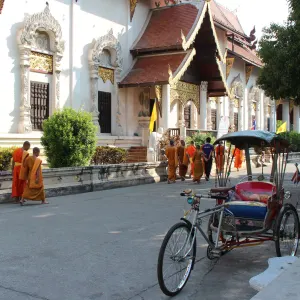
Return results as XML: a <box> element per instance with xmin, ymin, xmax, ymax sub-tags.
<box><xmin>89</xmin><ymin>29</ymin><xmax>123</xmax><ymax>134</ymax></box>
<box><xmin>17</xmin><ymin>4</ymin><xmax>65</xmax><ymax>133</ymax></box>
<box><xmin>248</xmin><ymin>86</ymin><xmax>260</xmax><ymax>129</ymax></box>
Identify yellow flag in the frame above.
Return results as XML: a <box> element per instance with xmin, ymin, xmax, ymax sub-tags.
<box><xmin>149</xmin><ymin>102</ymin><xmax>157</xmax><ymax>133</ymax></box>
<box><xmin>276</xmin><ymin>122</ymin><xmax>287</xmax><ymax>134</ymax></box>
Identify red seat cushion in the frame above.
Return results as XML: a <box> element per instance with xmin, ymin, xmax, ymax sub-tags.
<box><xmin>235</xmin><ymin>181</ymin><xmax>276</xmax><ymax>204</ymax></box>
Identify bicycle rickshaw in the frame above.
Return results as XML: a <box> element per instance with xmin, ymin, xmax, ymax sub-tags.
<box><xmin>157</xmin><ymin>130</ymin><xmax>299</xmax><ymax>297</ymax></box>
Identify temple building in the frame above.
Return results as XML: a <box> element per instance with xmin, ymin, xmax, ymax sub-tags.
<box><xmin>0</xmin><ymin>0</ymin><xmax>297</xmax><ymax>160</ymax></box>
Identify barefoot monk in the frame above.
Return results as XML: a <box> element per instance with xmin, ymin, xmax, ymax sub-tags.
<box><xmin>11</xmin><ymin>141</ymin><xmax>30</xmax><ymax>202</ymax></box>
<box><xmin>21</xmin><ymin>147</ymin><xmax>48</xmax><ymax>205</ymax></box>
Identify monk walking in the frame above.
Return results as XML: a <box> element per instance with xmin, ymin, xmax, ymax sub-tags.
<box><xmin>177</xmin><ymin>140</ymin><xmax>189</xmax><ymax>181</ymax></box>
<box><xmin>11</xmin><ymin>141</ymin><xmax>30</xmax><ymax>203</ymax></box>
<box><xmin>192</xmin><ymin>145</ymin><xmax>204</xmax><ymax>183</ymax></box>
<box><xmin>165</xmin><ymin>140</ymin><xmax>177</xmax><ymax>184</ymax></box>
<box><xmin>20</xmin><ymin>147</ymin><xmax>48</xmax><ymax>205</ymax></box>
<box><xmin>215</xmin><ymin>141</ymin><xmax>225</xmax><ymax>173</ymax></box>
<box><xmin>186</xmin><ymin>141</ymin><xmax>196</xmax><ymax>178</ymax></box>
<box><xmin>234</xmin><ymin>147</ymin><xmax>244</xmax><ymax>171</ymax></box>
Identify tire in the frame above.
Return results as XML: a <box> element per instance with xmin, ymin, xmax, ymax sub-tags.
<box><xmin>157</xmin><ymin>222</ymin><xmax>196</xmax><ymax>297</ymax></box>
<box><xmin>275</xmin><ymin>204</ymin><xmax>300</xmax><ymax>257</ymax></box>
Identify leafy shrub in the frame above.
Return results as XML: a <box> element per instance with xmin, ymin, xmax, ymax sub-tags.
<box><xmin>278</xmin><ymin>131</ymin><xmax>300</xmax><ymax>152</ymax></box>
<box><xmin>157</xmin><ymin>131</ymin><xmax>180</xmax><ymax>160</ymax></box>
<box><xmin>91</xmin><ymin>146</ymin><xmax>127</xmax><ymax>165</ymax></box>
<box><xmin>0</xmin><ymin>147</ymin><xmax>17</xmax><ymax>171</ymax></box>
<box><xmin>41</xmin><ymin>108</ymin><xmax>97</xmax><ymax>168</ymax></box>
<box><xmin>186</xmin><ymin>132</ymin><xmax>216</xmax><ymax>147</ymax></box>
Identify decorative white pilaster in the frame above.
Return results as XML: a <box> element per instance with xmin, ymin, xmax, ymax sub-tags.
<box><xmin>256</xmin><ymin>93</ymin><xmax>261</xmax><ymax>130</ymax></box>
<box><xmin>270</xmin><ymin>101</ymin><xmax>275</xmax><ymax>132</ymax></box>
<box><xmin>199</xmin><ymin>81</ymin><xmax>208</xmax><ymax>130</ymax></box>
<box><xmin>244</xmin><ymin>88</ymin><xmax>248</xmax><ymax>130</ymax></box>
<box><xmin>217</xmin><ymin>97</ymin><xmax>222</xmax><ymax>129</ymax></box>
<box><xmin>18</xmin><ymin>46</ymin><xmax>32</xmax><ymax>133</ymax></box>
<box><xmin>54</xmin><ymin>53</ymin><xmax>63</xmax><ymax>111</ymax></box>
<box><xmin>282</xmin><ymin>100</ymin><xmax>290</xmax><ymax>131</ymax></box>
<box><xmin>162</xmin><ymin>84</ymin><xmax>170</xmax><ymax>131</ymax></box>
<box><xmin>293</xmin><ymin>105</ymin><xmax>300</xmax><ymax>133</ymax></box>
<box><xmin>90</xmin><ymin>64</ymin><xmax>100</xmax><ymax>134</ymax></box>
<box><xmin>260</xmin><ymin>91</ymin><xmax>265</xmax><ymax>130</ymax></box>
<box><xmin>207</xmin><ymin>98</ymin><xmax>212</xmax><ymax>130</ymax></box>
<box><xmin>138</xmin><ymin>117</ymin><xmax>151</xmax><ymax>147</ymax></box>
<box><xmin>229</xmin><ymin>99</ymin><xmax>235</xmax><ymax>128</ymax></box>
<box><xmin>239</xmin><ymin>97</ymin><xmax>244</xmax><ymax>131</ymax></box>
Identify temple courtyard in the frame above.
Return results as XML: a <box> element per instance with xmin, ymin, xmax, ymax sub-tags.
<box><xmin>0</xmin><ymin>165</ymin><xmax>298</xmax><ymax>300</ymax></box>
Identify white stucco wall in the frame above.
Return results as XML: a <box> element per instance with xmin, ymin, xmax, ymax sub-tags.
<box><xmin>0</xmin><ymin>0</ymin><xmax>150</xmax><ymax>136</ymax></box>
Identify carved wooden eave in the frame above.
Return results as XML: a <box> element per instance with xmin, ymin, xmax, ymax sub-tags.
<box><xmin>181</xmin><ymin>1</ymin><xmax>208</xmax><ymax>51</ymax></box>
<box><xmin>0</xmin><ymin>0</ymin><xmax>4</xmax><ymax>14</ymax></box>
<box><xmin>168</xmin><ymin>48</ymin><xmax>196</xmax><ymax>84</ymax></box>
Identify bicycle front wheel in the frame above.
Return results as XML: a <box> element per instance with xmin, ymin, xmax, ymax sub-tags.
<box><xmin>157</xmin><ymin>222</ymin><xmax>196</xmax><ymax>296</ymax></box>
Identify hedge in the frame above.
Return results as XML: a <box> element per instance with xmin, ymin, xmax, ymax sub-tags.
<box><xmin>91</xmin><ymin>146</ymin><xmax>127</xmax><ymax>165</ymax></box>
<box><xmin>0</xmin><ymin>147</ymin><xmax>17</xmax><ymax>171</ymax></box>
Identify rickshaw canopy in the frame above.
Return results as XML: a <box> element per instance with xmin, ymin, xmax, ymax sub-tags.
<box><xmin>214</xmin><ymin>130</ymin><xmax>289</xmax><ymax>149</ymax></box>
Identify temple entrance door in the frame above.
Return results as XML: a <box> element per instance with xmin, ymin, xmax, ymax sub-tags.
<box><xmin>98</xmin><ymin>91</ymin><xmax>111</xmax><ymax>133</ymax></box>
<box><xmin>184</xmin><ymin>105</ymin><xmax>191</xmax><ymax>129</ymax></box>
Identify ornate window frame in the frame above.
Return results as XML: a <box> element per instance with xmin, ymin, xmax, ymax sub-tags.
<box><xmin>248</xmin><ymin>86</ymin><xmax>260</xmax><ymax>129</ymax></box>
<box><xmin>17</xmin><ymin>5</ymin><xmax>65</xmax><ymax>133</ymax></box>
<box><xmin>89</xmin><ymin>29</ymin><xmax>123</xmax><ymax>133</ymax></box>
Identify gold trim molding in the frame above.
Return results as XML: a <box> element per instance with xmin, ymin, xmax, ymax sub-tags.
<box><xmin>30</xmin><ymin>51</ymin><xmax>53</xmax><ymax>73</ymax></box>
<box><xmin>226</xmin><ymin>58</ymin><xmax>234</xmax><ymax>79</ymax></box>
<box><xmin>98</xmin><ymin>67</ymin><xmax>114</xmax><ymax>84</ymax></box>
<box><xmin>246</xmin><ymin>65</ymin><xmax>253</xmax><ymax>85</ymax></box>
<box><xmin>0</xmin><ymin>0</ymin><xmax>5</xmax><ymax>14</ymax></box>
<box><xmin>130</xmin><ymin>0</ymin><xmax>138</xmax><ymax>22</ymax></box>
<box><xmin>170</xmin><ymin>81</ymin><xmax>200</xmax><ymax>113</ymax></box>
<box><xmin>155</xmin><ymin>85</ymin><xmax>163</xmax><ymax>117</ymax></box>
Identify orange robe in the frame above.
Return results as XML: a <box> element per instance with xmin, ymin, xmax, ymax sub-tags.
<box><xmin>193</xmin><ymin>150</ymin><xmax>204</xmax><ymax>181</ymax></box>
<box><xmin>166</xmin><ymin>146</ymin><xmax>177</xmax><ymax>181</ymax></box>
<box><xmin>12</xmin><ymin>148</ymin><xmax>29</xmax><ymax>198</ymax></box>
<box><xmin>22</xmin><ymin>156</ymin><xmax>45</xmax><ymax>201</ymax></box>
<box><xmin>234</xmin><ymin>148</ymin><xmax>244</xmax><ymax>169</ymax></box>
<box><xmin>186</xmin><ymin>145</ymin><xmax>196</xmax><ymax>176</ymax></box>
<box><xmin>177</xmin><ymin>146</ymin><xmax>189</xmax><ymax>177</ymax></box>
<box><xmin>215</xmin><ymin>145</ymin><xmax>225</xmax><ymax>172</ymax></box>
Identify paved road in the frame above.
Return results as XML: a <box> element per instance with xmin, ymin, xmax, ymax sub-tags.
<box><xmin>0</xmin><ymin>166</ymin><xmax>299</xmax><ymax>300</ymax></box>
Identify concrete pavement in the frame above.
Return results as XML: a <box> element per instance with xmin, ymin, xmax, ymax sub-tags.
<box><xmin>0</xmin><ymin>164</ymin><xmax>299</xmax><ymax>300</ymax></box>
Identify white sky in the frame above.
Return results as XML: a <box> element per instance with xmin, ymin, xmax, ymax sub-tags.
<box><xmin>216</xmin><ymin>0</ymin><xmax>290</xmax><ymax>39</ymax></box>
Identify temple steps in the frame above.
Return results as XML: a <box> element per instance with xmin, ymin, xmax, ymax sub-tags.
<box><xmin>126</xmin><ymin>146</ymin><xmax>147</xmax><ymax>163</ymax></box>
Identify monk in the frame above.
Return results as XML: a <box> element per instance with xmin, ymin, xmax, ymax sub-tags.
<box><xmin>11</xmin><ymin>141</ymin><xmax>30</xmax><ymax>203</ymax></box>
<box><xmin>215</xmin><ymin>141</ymin><xmax>225</xmax><ymax>173</ymax></box>
<box><xmin>20</xmin><ymin>147</ymin><xmax>48</xmax><ymax>205</ymax></box>
<box><xmin>186</xmin><ymin>141</ymin><xmax>196</xmax><ymax>178</ymax></box>
<box><xmin>192</xmin><ymin>145</ymin><xmax>204</xmax><ymax>183</ymax></box>
<box><xmin>234</xmin><ymin>147</ymin><xmax>244</xmax><ymax>171</ymax></box>
<box><xmin>177</xmin><ymin>140</ymin><xmax>189</xmax><ymax>181</ymax></box>
<box><xmin>165</xmin><ymin>140</ymin><xmax>178</xmax><ymax>184</ymax></box>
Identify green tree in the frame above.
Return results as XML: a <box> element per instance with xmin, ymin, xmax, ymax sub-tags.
<box><xmin>257</xmin><ymin>0</ymin><xmax>300</xmax><ymax>104</ymax></box>
<box><xmin>41</xmin><ymin>108</ymin><xmax>97</xmax><ymax>168</ymax></box>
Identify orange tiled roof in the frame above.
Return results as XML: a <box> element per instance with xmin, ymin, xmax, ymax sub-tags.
<box><xmin>211</xmin><ymin>0</ymin><xmax>245</xmax><ymax>36</ymax></box>
<box><xmin>119</xmin><ymin>52</ymin><xmax>187</xmax><ymax>86</ymax></box>
<box><xmin>227</xmin><ymin>40</ymin><xmax>262</xmax><ymax>67</ymax></box>
<box><xmin>132</xmin><ymin>4</ymin><xmax>199</xmax><ymax>52</ymax></box>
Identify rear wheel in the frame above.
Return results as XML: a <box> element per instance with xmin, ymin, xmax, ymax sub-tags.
<box><xmin>275</xmin><ymin>205</ymin><xmax>300</xmax><ymax>257</ymax></box>
<box><xmin>157</xmin><ymin>222</ymin><xmax>196</xmax><ymax>296</ymax></box>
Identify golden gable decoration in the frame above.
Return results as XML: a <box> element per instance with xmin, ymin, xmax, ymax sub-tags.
<box><xmin>98</xmin><ymin>67</ymin><xmax>114</xmax><ymax>84</ymax></box>
<box><xmin>30</xmin><ymin>51</ymin><xmax>53</xmax><ymax>74</ymax></box>
<box><xmin>246</xmin><ymin>65</ymin><xmax>254</xmax><ymax>85</ymax></box>
<box><xmin>130</xmin><ymin>0</ymin><xmax>138</xmax><ymax>21</ymax></box>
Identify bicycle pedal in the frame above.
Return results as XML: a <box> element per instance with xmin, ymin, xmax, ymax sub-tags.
<box><xmin>211</xmin><ymin>249</ymin><xmax>222</xmax><ymax>257</ymax></box>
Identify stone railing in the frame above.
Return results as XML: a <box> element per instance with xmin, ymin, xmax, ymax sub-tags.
<box><xmin>288</xmin><ymin>152</ymin><xmax>300</xmax><ymax>163</ymax></box>
<box><xmin>0</xmin><ymin>162</ymin><xmax>168</xmax><ymax>203</ymax></box>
